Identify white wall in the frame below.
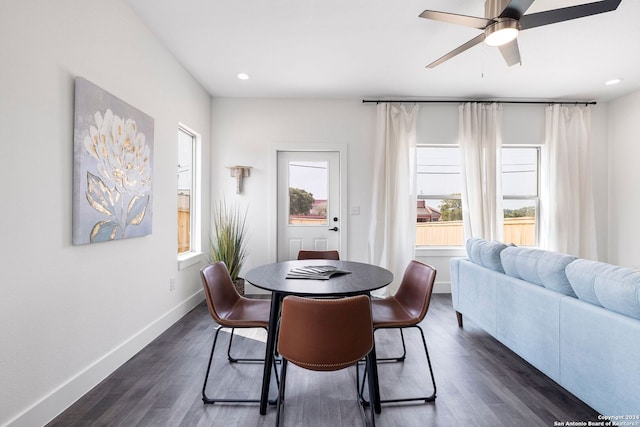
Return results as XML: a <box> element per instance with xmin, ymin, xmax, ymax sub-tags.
<box><xmin>211</xmin><ymin>99</ymin><xmax>611</xmax><ymax>294</ymax></box>
<box><xmin>608</xmin><ymin>89</ymin><xmax>640</xmax><ymax>267</ymax></box>
<box><xmin>0</xmin><ymin>1</ymin><xmax>211</xmax><ymax>425</ymax></box>
<box><xmin>210</xmin><ymin>98</ymin><xmax>377</xmax><ymax>295</ymax></box>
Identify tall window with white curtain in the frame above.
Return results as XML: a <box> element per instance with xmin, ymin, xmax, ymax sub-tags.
<box><xmin>408</xmin><ymin>102</ymin><xmax>592</xmax><ymax>255</ymax></box>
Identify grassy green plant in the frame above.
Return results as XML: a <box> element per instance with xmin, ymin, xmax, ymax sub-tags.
<box><xmin>210</xmin><ymin>200</ymin><xmax>249</xmax><ymax>282</ymax></box>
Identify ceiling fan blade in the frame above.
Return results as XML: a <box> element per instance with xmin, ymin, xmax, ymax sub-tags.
<box><xmin>498</xmin><ymin>0</ymin><xmax>535</xmax><ymax>20</ymax></box>
<box><xmin>419</xmin><ymin>10</ymin><xmax>493</xmax><ymax>30</ymax></box>
<box><xmin>498</xmin><ymin>39</ymin><xmax>521</xmax><ymax>66</ymax></box>
<box><xmin>426</xmin><ymin>33</ymin><xmax>485</xmax><ymax>68</ymax></box>
<box><xmin>520</xmin><ymin>0</ymin><xmax>621</xmax><ymax>30</ymax></box>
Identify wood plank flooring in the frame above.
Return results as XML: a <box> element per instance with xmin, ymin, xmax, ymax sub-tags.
<box><xmin>47</xmin><ymin>294</ymin><xmax>600</xmax><ymax>426</ymax></box>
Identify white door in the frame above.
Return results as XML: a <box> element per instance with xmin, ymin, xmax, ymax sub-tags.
<box><xmin>277</xmin><ymin>151</ymin><xmax>341</xmax><ymax>261</ymax></box>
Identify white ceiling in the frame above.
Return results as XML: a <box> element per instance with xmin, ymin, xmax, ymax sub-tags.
<box><xmin>126</xmin><ymin>0</ymin><xmax>640</xmax><ymax>102</ymax></box>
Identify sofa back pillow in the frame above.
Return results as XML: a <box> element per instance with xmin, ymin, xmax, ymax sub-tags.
<box><xmin>566</xmin><ymin>259</ymin><xmax>640</xmax><ymax>320</ymax></box>
<box><xmin>500</xmin><ymin>246</ymin><xmax>577</xmax><ymax>297</ymax></box>
<box><xmin>465</xmin><ymin>238</ymin><xmax>507</xmax><ymax>273</ymax></box>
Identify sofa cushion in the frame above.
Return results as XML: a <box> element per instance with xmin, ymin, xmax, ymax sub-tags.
<box><xmin>566</xmin><ymin>259</ymin><xmax>640</xmax><ymax>320</ymax></box>
<box><xmin>465</xmin><ymin>238</ymin><xmax>507</xmax><ymax>273</ymax></box>
<box><xmin>500</xmin><ymin>246</ymin><xmax>577</xmax><ymax>297</ymax></box>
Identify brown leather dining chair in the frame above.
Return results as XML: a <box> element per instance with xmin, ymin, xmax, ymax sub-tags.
<box><xmin>276</xmin><ymin>295</ymin><xmax>375</xmax><ymax>426</ymax></box>
<box><xmin>365</xmin><ymin>260</ymin><xmax>437</xmax><ymax>404</ymax></box>
<box><xmin>200</xmin><ymin>262</ymin><xmax>276</xmax><ymax>404</ymax></box>
<box><xmin>296</xmin><ymin>250</ymin><xmax>340</xmax><ymax>260</ymax></box>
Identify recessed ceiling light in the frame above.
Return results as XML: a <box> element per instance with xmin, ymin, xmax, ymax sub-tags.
<box><xmin>237</xmin><ymin>73</ymin><xmax>250</xmax><ymax>80</ymax></box>
<box><xmin>605</xmin><ymin>78</ymin><xmax>623</xmax><ymax>86</ymax></box>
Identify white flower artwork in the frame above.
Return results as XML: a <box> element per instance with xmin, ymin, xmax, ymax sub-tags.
<box><xmin>73</xmin><ymin>77</ymin><xmax>154</xmax><ymax>244</ymax></box>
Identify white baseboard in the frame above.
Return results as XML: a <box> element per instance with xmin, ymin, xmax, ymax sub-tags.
<box><xmin>433</xmin><ymin>281</ymin><xmax>451</xmax><ymax>294</ymax></box>
<box><xmin>6</xmin><ymin>290</ymin><xmax>204</xmax><ymax>427</ymax></box>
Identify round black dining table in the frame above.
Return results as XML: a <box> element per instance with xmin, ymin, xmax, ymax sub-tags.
<box><xmin>245</xmin><ymin>259</ymin><xmax>393</xmax><ymax>415</ymax></box>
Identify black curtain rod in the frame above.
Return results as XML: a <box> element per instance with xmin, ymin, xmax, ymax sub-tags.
<box><xmin>362</xmin><ymin>99</ymin><xmax>597</xmax><ymax>106</ymax></box>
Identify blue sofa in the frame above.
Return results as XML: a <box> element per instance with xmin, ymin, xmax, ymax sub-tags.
<box><xmin>450</xmin><ymin>238</ymin><xmax>640</xmax><ymax>417</ymax></box>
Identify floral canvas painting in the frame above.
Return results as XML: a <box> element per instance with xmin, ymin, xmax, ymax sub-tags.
<box><xmin>73</xmin><ymin>77</ymin><xmax>154</xmax><ymax>245</ymax></box>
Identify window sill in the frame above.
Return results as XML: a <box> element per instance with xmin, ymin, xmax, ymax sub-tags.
<box><xmin>178</xmin><ymin>252</ymin><xmax>205</xmax><ymax>271</ymax></box>
<box><xmin>415</xmin><ymin>246</ymin><xmax>466</xmax><ymax>258</ymax></box>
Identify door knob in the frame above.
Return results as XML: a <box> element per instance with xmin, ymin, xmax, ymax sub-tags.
<box><xmin>328</xmin><ymin>227</ymin><xmax>339</xmax><ymax>231</ymax></box>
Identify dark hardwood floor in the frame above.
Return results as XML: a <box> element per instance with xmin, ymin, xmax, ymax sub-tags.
<box><xmin>48</xmin><ymin>294</ymin><xmax>599</xmax><ymax>426</ymax></box>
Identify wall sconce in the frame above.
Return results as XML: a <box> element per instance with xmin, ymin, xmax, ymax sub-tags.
<box><xmin>227</xmin><ymin>165</ymin><xmax>252</xmax><ymax>194</ymax></box>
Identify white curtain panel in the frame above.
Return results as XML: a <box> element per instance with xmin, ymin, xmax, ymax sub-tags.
<box><xmin>540</xmin><ymin>105</ymin><xmax>597</xmax><ymax>259</ymax></box>
<box><xmin>458</xmin><ymin>102</ymin><xmax>504</xmax><ymax>242</ymax></box>
<box><xmin>368</xmin><ymin>103</ymin><xmax>418</xmax><ymax>295</ymax></box>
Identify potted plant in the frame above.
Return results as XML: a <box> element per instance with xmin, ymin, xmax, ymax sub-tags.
<box><xmin>210</xmin><ymin>200</ymin><xmax>249</xmax><ymax>295</ymax></box>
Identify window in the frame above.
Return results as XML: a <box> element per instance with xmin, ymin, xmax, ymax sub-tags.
<box><xmin>416</xmin><ymin>146</ymin><xmax>463</xmax><ymax>246</ymax></box>
<box><xmin>177</xmin><ymin>126</ymin><xmax>200</xmax><ymax>256</ymax></box>
<box><xmin>502</xmin><ymin>146</ymin><xmax>539</xmax><ymax>246</ymax></box>
<box><xmin>416</xmin><ymin>145</ymin><xmax>540</xmax><ymax>247</ymax></box>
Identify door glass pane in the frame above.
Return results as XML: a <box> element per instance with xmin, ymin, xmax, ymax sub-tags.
<box><xmin>288</xmin><ymin>161</ymin><xmax>327</xmax><ymax>225</ymax></box>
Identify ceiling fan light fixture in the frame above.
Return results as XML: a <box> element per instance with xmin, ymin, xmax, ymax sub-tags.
<box><xmin>484</xmin><ymin>18</ymin><xmax>520</xmax><ymax>47</ymax></box>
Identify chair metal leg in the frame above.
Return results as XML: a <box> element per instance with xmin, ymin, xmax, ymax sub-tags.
<box><xmin>356</xmin><ymin>358</ymin><xmax>376</xmax><ymax>427</ymax></box>
<box><xmin>227</xmin><ymin>327</ymin><xmax>270</xmax><ymax>363</ymax></box>
<box><xmin>417</xmin><ymin>325</ymin><xmax>437</xmax><ymax>402</ymax></box>
<box><xmin>358</xmin><ymin>360</ymin><xmax>367</xmax><ymax>405</ymax></box>
<box><xmin>227</xmin><ymin>327</ymin><xmax>237</xmax><ymax>362</ymax></box>
<box><xmin>203</xmin><ymin>325</ymin><xmax>279</xmax><ymax>405</ymax></box>
<box><xmin>360</xmin><ymin>325</ymin><xmax>436</xmax><ymax>406</ymax></box>
<box><xmin>375</xmin><ymin>328</ymin><xmax>407</xmax><ymax>362</ymax></box>
<box><xmin>375</xmin><ymin>325</ymin><xmax>437</xmax><ymax>404</ymax></box>
<box><xmin>278</xmin><ymin>359</ymin><xmax>371</xmax><ymax>427</ymax></box>
<box><xmin>275</xmin><ymin>359</ymin><xmax>288</xmax><ymax>427</ymax></box>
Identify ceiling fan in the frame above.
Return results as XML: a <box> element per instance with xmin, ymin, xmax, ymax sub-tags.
<box><xmin>421</xmin><ymin>0</ymin><xmax>621</xmax><ymax>68</ymax></box>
